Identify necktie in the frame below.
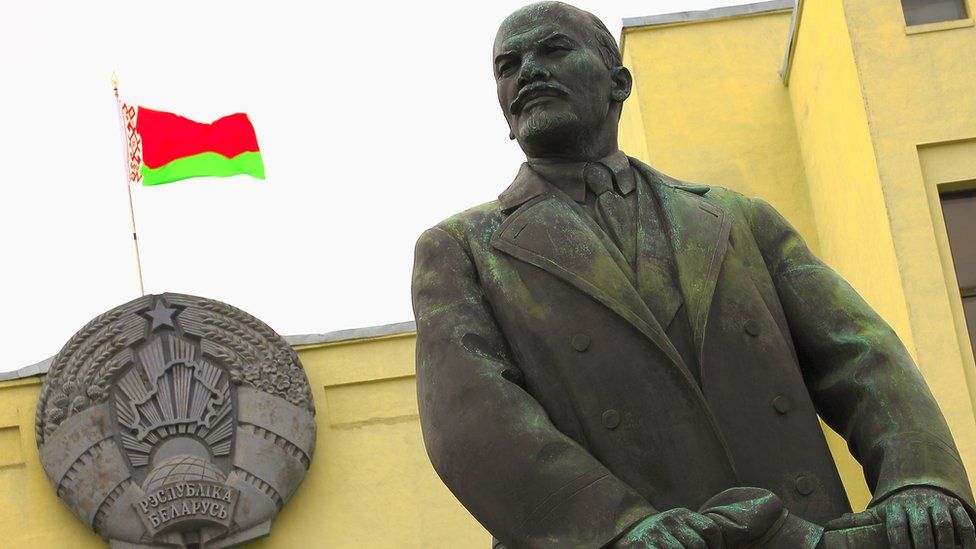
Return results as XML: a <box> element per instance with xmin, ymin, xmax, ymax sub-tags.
<box><xmin>583</xmin><ymin>162</ymin><xmax>637</xmax><ymax>269</ymax></box>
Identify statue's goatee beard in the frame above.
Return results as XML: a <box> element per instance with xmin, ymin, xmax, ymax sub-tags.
<box><xmin>517</xmin><ymin>111</ymin><xmax>588</xmax><ymax>157</ymax></box>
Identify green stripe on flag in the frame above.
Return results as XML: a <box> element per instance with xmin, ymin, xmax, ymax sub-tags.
<box><xmin>140</xmin><ymin>151</ymin><xmax>265</xmax><ymax>186</ymax></box>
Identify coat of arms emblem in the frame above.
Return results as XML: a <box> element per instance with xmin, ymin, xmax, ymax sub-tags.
<box><xmin>35</xmin><ymin>293</ymin><xmax>316</xmax><ymax>547</ymax></box>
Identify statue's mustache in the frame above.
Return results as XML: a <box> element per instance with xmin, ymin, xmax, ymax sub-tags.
<box><xmin>510</xmin><ymin>83</ymin><xmax>570</xmax><ymax>115</ymax></box>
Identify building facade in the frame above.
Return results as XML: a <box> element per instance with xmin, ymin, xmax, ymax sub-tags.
<box><xmin>0</xmin><ymin>0</ymin><xmax>974</xmax><ymax>546</ymax></box>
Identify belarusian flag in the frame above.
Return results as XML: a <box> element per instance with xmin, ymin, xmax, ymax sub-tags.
<box><xmin>120</xmin><ymin>104</ymin><xmax>265</xmax><ymax>186</ymax></box>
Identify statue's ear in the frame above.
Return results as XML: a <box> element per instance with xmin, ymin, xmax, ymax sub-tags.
<box><xmin>610</xmin><ymin>66</ymin><xmax>633</xmax><ymax>103</ymax></box>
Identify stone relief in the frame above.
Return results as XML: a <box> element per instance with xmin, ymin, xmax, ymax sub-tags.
<box><xmin>36</xmin><ymin>293</ymin><xmax>316</xmax><ymax>548</ymax></box>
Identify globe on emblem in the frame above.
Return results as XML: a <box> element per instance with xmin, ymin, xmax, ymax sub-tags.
<box><xmin>35</xmin><ymin>293</ymin><xmax>317</xmax><ymax>548</ymax></box>
<box><xmin>143</xmin><ymin>455</ymin><xmax>228</xmax><ymax>490</ymax></box>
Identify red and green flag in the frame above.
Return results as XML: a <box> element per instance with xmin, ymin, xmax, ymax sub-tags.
<box><xmin>120</xmin><ymin>103</ymin><xmax>265</xmax><ymax>186</ymax></box>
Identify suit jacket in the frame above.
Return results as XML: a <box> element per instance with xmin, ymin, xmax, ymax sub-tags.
<box><xmin>411</xmin><ymin>157</ymin><xmax>975</xmax><ymax>548</ymax></box>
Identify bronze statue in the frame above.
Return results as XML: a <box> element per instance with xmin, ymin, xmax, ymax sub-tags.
<box><xmin>411</xmin><ymin>2</ymin><xmax>975</xmax><ymax>547</ymax></box>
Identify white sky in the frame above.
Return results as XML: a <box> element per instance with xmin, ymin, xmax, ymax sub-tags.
<box><xmin>1</xmin><ymin>0</ymin><xmax>751</xmax><ymax>372</ymax></box>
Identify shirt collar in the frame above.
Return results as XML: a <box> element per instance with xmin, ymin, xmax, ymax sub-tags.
<box><xmin>526</xmin><ymin>150</ymin><xmax>636</xmax><ymax>203</ymax></box>
<box><xmin>498</xmin><ymin>163</ymin><xmax>549</xmax><ymax>212</ymax></box>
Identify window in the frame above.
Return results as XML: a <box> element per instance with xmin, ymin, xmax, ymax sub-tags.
<box><xmin>941</xmin><ymin>190</ymin><xmax>976</xmax><ymax>356</ymax></box>
<box><xmin>902</xmin><ymin>0</ymin><xmax>968</xmax><ymax>26</ymax></box>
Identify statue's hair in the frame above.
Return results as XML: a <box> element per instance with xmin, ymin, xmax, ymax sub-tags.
<box><xmin>575</xmin><ymin>5</ymin><xmax>623</xmax><ymax>69</ymax></box>
<box><xmin>538</xmin><ymin>2</ymin><xmax>622</xmax><ymax>69</ymax></box>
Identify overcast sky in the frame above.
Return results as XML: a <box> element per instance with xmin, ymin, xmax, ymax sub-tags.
<box><xmin>1</xmin><ymin>0</ymin><xmax>759</xmax><ymax>372</ymax></box>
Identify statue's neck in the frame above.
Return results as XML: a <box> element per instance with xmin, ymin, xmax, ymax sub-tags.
<box><xmin>525</xmin><ymin>140</ymin><xmax>619</xmax><ymax>164</ymax></box>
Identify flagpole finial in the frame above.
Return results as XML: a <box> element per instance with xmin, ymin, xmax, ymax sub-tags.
<box><xmin>111</xmin><ymin>71</ymin><xmax>119</xmax><ymax>94</ymax></box>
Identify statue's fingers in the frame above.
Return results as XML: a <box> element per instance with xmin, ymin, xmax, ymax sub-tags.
<box><xmin>950</xmin><ymin>504</ymin><xmax>976</xmax><ymax>549</ymax></box>
<box><xmin>669</xmin><ymin>525</ymin><xmax>707</xmax><ymax>549</ymax></box>
<box><xmin>683</xmin><ymin>513</ymin><xmax>724</xmax><ymax>548</ymax></box>
<box><xmin>827</xmin><ymin>510</ymin><xmax>880</xmax><ymax>529</ymax></box>
<box><xmin>908</xmin><ymin>504</ymin><xmax>936</xmax><ymax>549</ymax></box>
<box><xmin>655</xmin><ymin>530</ymin><xmax>686</xmax><ymax>549</ymax></box>
<box><xmin>930</xmin><ymin>504</ymin><xmax>954</xmax><ymax>549</ymax></box>
<box><xmin>886</xmin><ymin>501</ymin><xmax>910</xmax><ymax>549</ymax></box>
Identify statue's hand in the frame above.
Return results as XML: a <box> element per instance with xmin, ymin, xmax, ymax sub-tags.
<box><xmin>874</xmin><ymin>487</ymin><xmax>975</xmax><ymax>549</ymax></box>
<box><xmin>614</xmin><ymin>508</ymin><xmax>724</xmax><ymax>549</ymax></box>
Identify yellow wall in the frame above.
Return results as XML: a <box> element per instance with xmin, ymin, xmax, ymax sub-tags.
<box><xmin>785</xmin><ymin>0</ymin><xmax>913</xmax><ymax>345</ymax></box>
<box><xmin>0</xmin><ymin>377</ymin><xmax>97</xmax><ymax>547</ymax></box>
<box><xmin>620</xmin><ymin>9</ymin><xmax>821</xmax><ymax>249</ymax></box>
<box><xmin>0</xmin><ymin>334</ymin><xmax>489</xmax><ymax>548</ymax></box>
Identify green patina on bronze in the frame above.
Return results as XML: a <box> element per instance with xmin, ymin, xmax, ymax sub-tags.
<box><xmin>412</xmin><ymin>2</ymin><xmax>975</xmax><ymax>548</ymax></box>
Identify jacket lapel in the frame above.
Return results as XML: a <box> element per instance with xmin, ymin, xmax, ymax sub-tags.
<box><xmin>493</xmin><ymin>167</ymin><xmax>686</xmax><ymax>372</ymax></box>
<box><xmin>634</xmin><ymin>160</ymin><xmax>732</xmax><ymax>368</ymax></box>
<box><xmin>635</xmin><ymin>177</ymin><xmax>683</xmax><ymax>331</ymax></box>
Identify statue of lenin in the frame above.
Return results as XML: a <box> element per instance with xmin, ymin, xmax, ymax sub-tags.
<box><xmin>411</xmin><ymin>2</ymin><xmax>976</xmax><ymax>547</ymax></box>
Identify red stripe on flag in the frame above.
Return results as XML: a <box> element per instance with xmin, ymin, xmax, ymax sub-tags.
<box><xmin>137</xmin><ymin>108</ymin><xmax>260</xmax><ymax>168</ymax></box>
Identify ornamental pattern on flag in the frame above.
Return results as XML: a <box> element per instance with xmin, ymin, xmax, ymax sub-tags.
<box><xmin>122</xmin><ymin>102</ymin><xmax>143</xmax><ymax>184</ymax></box>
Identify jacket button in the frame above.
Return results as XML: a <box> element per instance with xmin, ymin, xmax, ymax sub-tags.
<box><xmin>602</xmin><ymin>409</ymin><xmax>621</xmax><ymax>430</ymax></box>
<box><xmin>772</xmin><ymin>396</ymin><xmax>792</xmax><ymax>414</ymax></box>
<box><xmin>795</xmin><ymin>475</ymin><xmax>816</xmax><ymax>496</ymax></box>
<box><xmin>571</xmin><ymin>333</ymin><xmax>591</xmax><ymax>352</ymax></box>
<box><xmin>744</xmin><ymin>319</ymin><xmax>761</xmax><ymax>337</ymax></box>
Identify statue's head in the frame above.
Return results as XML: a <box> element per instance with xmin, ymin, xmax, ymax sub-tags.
<box><xmin>494</xmin><ymin>2</ymin><xmax>632</xmax><ymax>160</ymax></box>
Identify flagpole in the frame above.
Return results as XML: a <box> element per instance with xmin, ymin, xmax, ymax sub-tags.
<box><xmin>113</xmin><ymin>72</ymin><xmax>146</xmax><ymax>296</ymax></box>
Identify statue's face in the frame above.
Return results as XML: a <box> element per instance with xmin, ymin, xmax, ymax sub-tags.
<box><xmin>494</xmin><ymin>5</ymin><xmax>615</xmax><ymax>157</ymax></box>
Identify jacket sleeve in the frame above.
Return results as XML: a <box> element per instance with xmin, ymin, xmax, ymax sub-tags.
<box><xmin>745</xmin><ymin>198</ymin><xmax>975</xmax><ymax>513</ymax></box>
<box><xmin>412</xmin><ymin>226</ymin><xmax>656</xmax><ymax>549</ymax></box>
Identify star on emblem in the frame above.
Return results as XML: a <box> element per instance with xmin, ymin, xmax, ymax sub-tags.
<box><xmin>145</xmin><ymin>301</ymin><xmax>178</xmax><ymax>331</ymax></box>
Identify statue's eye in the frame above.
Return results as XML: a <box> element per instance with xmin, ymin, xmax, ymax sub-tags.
<box><xmin>498</xmin><ymin>61</ymin><xmax>517</xmax><ymax>77</ymax></box>
<box><xmin>542</xmin><ymin>42</ymin><xmax>571</xmax><ymax>55</ymax></box>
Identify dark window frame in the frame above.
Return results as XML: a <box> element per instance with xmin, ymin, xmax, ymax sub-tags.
<box><xmin>901</xmin><ymin>0</ymin><xmax>970</xmax><ymax>26</ymax></box>
<box><xmin>941</xmin><ymin>188</ymin><xmax>976</xmax><ymax>359</ymax></box>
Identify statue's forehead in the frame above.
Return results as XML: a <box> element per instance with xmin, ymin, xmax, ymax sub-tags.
<box><xmin>494</xmin><ymin>6</ymin><xmax>583</xmax><ymax>53</ymax></box>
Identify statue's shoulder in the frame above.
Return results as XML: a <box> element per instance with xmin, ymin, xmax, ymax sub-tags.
<box><xmin>629</xmin><ymin>157</ymin><xmax>704</xmax><ymax>193</ymax></box>
<box><xmin>627</xmin><ymin>156</ymin><xmax>758</xmax><ymax>219</ymax></box>
<box><xmin>689</xmin><ymin>184</ymin><xmax>752</xmax><ymax>210</ymax></box>
<box><xmin>420</xmin><ymin>199</ymin><xmax>506</xmax><ymax>248</ymax></box>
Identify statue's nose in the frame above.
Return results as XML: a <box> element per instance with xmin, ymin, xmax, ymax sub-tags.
<box><xmin>517</xmin><ymin>56</ymin><xmax>551</xmax><ymax>88</ymax></box>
